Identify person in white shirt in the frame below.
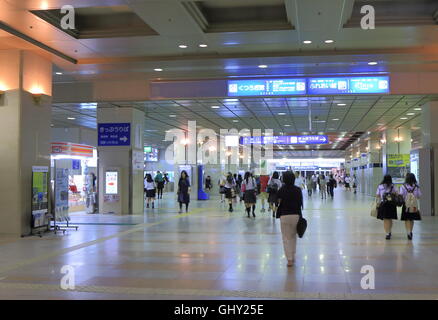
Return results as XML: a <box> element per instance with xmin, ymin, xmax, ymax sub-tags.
<box><xmin>241</xmin><ymin>172</ymin><xmax>257</xmax><ymax>218</ymax></box>
<box><xmin>319</xmin><ymin>174</ymin><xmax>328</xmax><ymax>199</ymax></box>
<box><xmin>311</xmin><ymin>174</ymin><xmax>318</xmax><ymax>192</ymax></box>
<box><xmin>144</xmin><ymin>173</ymin><xmax>156</xmax><ymax>209</ymax></box>
<box><xmin>224</xmin><ymin>172</ymin><xmax>237</xmax><ymax>212</ymax></box>
<box><xmin>294</xmin><ymin>172</ymin><xmax>305</xmax><ymax>189</ymax></box>
<box><xmin>344</xmin><ymin>174</ymin><xmax>352</xmax><ymax>191</ymax></box>
<box><xmin>218</xmin><ymin>174</ymin><xmax>226</xmax><ymax>202</ymax></box>
<box><xmin>267</xmin><ymin>171</ymin><xmax>283</xmax><ymax>218</ymax></box>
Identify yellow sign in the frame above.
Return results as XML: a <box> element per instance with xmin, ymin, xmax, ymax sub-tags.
<box><xmin>387</xmin><ymin>154</ymin><xmax>410</xmax><ymax>167</ymax></box>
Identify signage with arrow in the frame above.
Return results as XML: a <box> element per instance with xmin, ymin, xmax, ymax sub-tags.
<box><xmin>98</xmin><ymin>123</ymin><xmax>131</xmax><ymax>146</ymax></box>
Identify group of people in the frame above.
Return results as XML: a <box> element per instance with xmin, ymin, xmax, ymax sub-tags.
<box><xmin>143</xmin><ymin>171</ymin><xmax>169</xmax><ymax>209</ymax></box>
<box><xmin>374</xmin><ymin>173</ymin><xmax>421</xmax><ymax>240</ymax></box>
<box><xmin>304</xmin><ymin>173</ymin><xmax>338</xmax><ymax>199</ymax></box>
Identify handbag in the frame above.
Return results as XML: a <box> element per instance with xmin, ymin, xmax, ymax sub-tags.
<box><xmin>297</xmin><ymin>215</ymin><xmax>307</xmax><ymax>238</ymax></box>
<box><xmin>219</xmin><ymin>186</ymin><xmax>226</xmax><ymax>194</ymax></box>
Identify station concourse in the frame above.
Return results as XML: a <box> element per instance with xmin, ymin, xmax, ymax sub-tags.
<box><xmin>1</xmin><ymin>0</ymin><xmax>438</xmax><ymax>300</ymax></box>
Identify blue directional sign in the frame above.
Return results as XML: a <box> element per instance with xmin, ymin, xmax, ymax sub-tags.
<box><xmin>98</xmin><ymin>123</ymin><xmax>131</xmax><ymax>146</ymax></box>
<box><xmin>228</xmin><ymin>78</ymin><xmax>307</xmax><ymax>96</ymax></box>
<box><xmin>307</xmin><ymin>76</ymin><xmax>389</xmax><ymax>95</ymax></box>
<box><xmin>241</xmin><ymin>135</ymin><xmax>329</xmax><ymax>145</ymax></box>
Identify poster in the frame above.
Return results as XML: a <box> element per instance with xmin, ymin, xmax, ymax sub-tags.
<box><xmin>387</xmin><ymin>154</ymin><xmax>410</xmax><ymax>184</ymax></box>
<box><xmin>55</xmin><ymin>168</ymin><xmax>69</xmax><ymax>221</ymax></box>
<box><xmin>32</xmin><ymin>166</ymin><xmax>49</xmax><ymax>228</ymax></box>
<box><xmin>105</xmin><ymin>171</ymin><xmax>118</xmax><ymax>194</ymax></box>
<box><xmin>132</xmin><ymin>150</ymin><xmax>144</xmax><ymax>171</ymax></box>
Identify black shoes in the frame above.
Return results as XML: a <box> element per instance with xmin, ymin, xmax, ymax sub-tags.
<box><xmin>385</xmin><ymin>233</ymin><xmax>391</xmax><ymax>240</ymax></box>
<box><xmin>408</xmin><ymin>232</ymin><xmax>413</xmax><ymax>240</ymax></box>
<box><xmin>229</xmin><ymin>206</ymin><xmax>233</xmax><ymax>212</ymax></box>
<box><xmin>252</xmin><ymin>212</ymin><xmax>256</xmax><ymax>218</ymax></box>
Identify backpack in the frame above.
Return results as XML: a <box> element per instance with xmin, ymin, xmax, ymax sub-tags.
<box><xmin>227</xmin><ymin>175</ymin><xmax>233</xmax><ymax>184</ymax></box>
<box><xmin>382</xmin><ymin>186</ymin><xmax>395</xmax><ymax>204</ymax></box>
<box><xmin>267</xmin><ymin>181</ymin><xmax>278</xmax><ymax>194</ymax></box>
<box><xmin>404</xmin><ymin>185</ymin><xmax>419</xmax><ymax>213</ymax></box>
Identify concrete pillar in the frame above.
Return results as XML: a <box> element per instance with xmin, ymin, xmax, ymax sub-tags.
<box><xmin>366</xmin><ymin>132</ymin><xmax>383</xmax><ymax>196</ymax></box>
<box><xmin>0</xmin><ymin>50</ymin><xmax>52</xmax><ymax>236</ymax></box>
<box><xmin>97</xmin><ymin>107</ymin><xmax>144</xmax><ymax>215</ymax></box>
<box><xmin>420</xmin><ymin>101</ymin><xmax>438</xmax><ymax>216</ymax></box>
<box><xmin>382</xmin><ymin>128</ymin><xmax>411</xmax><ymax>184</ymax></box>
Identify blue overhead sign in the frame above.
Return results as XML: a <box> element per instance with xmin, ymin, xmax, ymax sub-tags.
<box><xmin>228</xmin><ymin>78</ymin><xmax>307</xmax><ymax>96</ymax></box>
<box><xmin>98</xmin><ymin>123</ymin><xmax>131</xmax><ymax>146</ymax></box>
<box><xmin>307</xmin><ymin>76</ymin><xmax>389</xmax><ymax>94</ymax></box>
<box><xmin>241</xmin><ymin>135</ymin><xmax>329</xmax><ymax>145</ymax></box>
<box><xmin>227</xmin><ymin>76</ymin><xmax>390</xmax><ymax>96</ymax></box>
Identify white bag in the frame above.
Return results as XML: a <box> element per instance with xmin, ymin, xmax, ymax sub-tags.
<box><xmin>370</xmin><ymin>199</ymin><xmax>379</xmax><ymax>218</ymax></box>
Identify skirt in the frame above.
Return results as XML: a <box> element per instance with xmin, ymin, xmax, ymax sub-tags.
<box><xmin>157</xmin><ymin>181</ymin><xmax>164</xmax><ymax>189</ymax></box>
<box><xmin>377</xmin><ymin>201</ymin><xmax>398</xmax><ymax>220</ymax></box>
<box><xmin>243</xmin><ymin>190</ymin><xmax>257</xmax><ymax>204</ymax></box>
<box><xmin>146</xmin><ymin>189</ymin><xmax>156</xmax><ymax>198</ymax></box>
<box><xmin>224</xmin><ymin>187</ymin><xmax>234</xmax><ymax>199</ymax></box>
<box><xmin>268</xmin><ymin>192</ymin><xmax>278</xmax><ymax>204</ymax></box>
<box><xmin>178</xmin><ymin>192</ymin><xmax>190</xmax><ymax>204</ymax></box>
<box><xmin>401</xmin><ymin>205</ymin><xmax>421</xmax><ymax>221</ymax></box>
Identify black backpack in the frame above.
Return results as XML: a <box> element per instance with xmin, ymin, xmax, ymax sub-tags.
<box><xmin>267</xmin><ymin>181</ymin><xmax>278</xmax><ymax>194</ymax></box>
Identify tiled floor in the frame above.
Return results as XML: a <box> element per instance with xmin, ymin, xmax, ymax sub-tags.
<box><xmin>1</xmin><ymin>189</ymin><xmax>438</xmax><ymax>300</ymax></box>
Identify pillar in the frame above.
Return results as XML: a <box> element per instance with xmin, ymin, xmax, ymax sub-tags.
<box><xmin>97</xmin><ymin>107</ymin><xmax>144</xmax><ymax>215</ymax></box>
<box><xmin>366</xmin><ymin>132</ymin><xmax>383</xmax><ymax>196</ymax></box>
<box><xmin>420</xmin><ymin>101</ymin><xmax>438</xmax><ymax>216</ymax></box>
<box><xmin>0</xmin><ymin>50</ymin><xmax>52</xmax><ymax>236</ymax></box>
<box><xmin>382</xmin><ymin>128</ymin><xmax>411</xmax><ymax>184</ymax></box>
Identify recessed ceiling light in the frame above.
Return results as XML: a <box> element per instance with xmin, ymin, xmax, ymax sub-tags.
<box><xmin>178</xmin><ymin>45</ymin><xmax>188</xmax><ymax>48</ymax></box>
<box><xmin>284</xmin><ymin>124</ymin><xmax>291</xmax><ymax>127</ymax></box>
<box><xmin>414</xmin><ymin>107</ymin><xmax>422</xmax><ymax>111</ymax></box>
<box><xmin>406</xmin><ymin>113</ymin><xmax>415</xmax><ymax>116</ymax></box>
<box><xmin>55</xmin><ymin>72</ymin><xmax>63</xmax><ymax>75</ymax></box>
<box><xmin>278</xmin><ymin>112</ymin><xmax>286</xmax><ymax>115</ymax></box>
<box><xmin>368</xmin><ymin>61</ymin><xmax>378</xmax><ymax>65</ymax></box>
<box><xmin>67</xmin><ymin>117</ymin><xmax>76</xmax><ymax>120</ymax></box>
<box><xmin>332</xmin><ymin>118</ymin><xmax>339</xmax><ymax>121</ymax></box>
<box><xmin>337</xmin><ymin>103</ymin><xmax>347</xmax><ymax>106</ymax></box>
<box><xmin>211</xmin><ymin>106</ymin><xmax>220</xmax><ymax>109</ymax></box>
<box><xmin>232</xmin><ymin>120</ymin><xmax>239</xmax><ymax>122</ymax></box>
<box><xmin>324</xmin><ymin>40</ymin><xmax>334</xmax><ymax>43</ymax></box>
<box><xmin>169</xmin><ymin>114</ymin><xmax>177</xmax><ymax>117</ymax></box>
<box><xmin>199</xmin><ymin>44</ymin><xmax>208</xmax><ymax>48</ymax></box>
<box><xmin>154</xmin><ymin>68</ymin><xmax>163</xmax><ymax>72</ymax></box>
<box><xmin>303</xmin><ymin>40</ymin><xmax>312</xmax><ymax>44</ymax></box>
<box><xmin>258</xmin><ymin>65</ymin><xmax>268</xmax><ymax>68</ymax></box>
<box><xmin>400</xmin><ymin>117</ymin><xmax>408</xmax><ymax>120</ymax></box>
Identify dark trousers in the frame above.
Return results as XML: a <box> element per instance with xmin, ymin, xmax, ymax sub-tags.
<box><xmin>328</xmin><ymin>186</ymin><xmax>334</xmax><ymax>198</ymax></box>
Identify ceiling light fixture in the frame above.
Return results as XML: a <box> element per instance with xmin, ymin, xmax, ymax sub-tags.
<box><xmin>332</xmin><ymin>118</ymin><xmax>339</xmax><ymax>121</ymax></box>
<box><xmin>169</xmin><ymin>114</ymin><xmax>177</xmax><ymax>117</ymax></box>
<box><xmin>368</xmin><ymin>61</ymin><xmax>378</xmax><ymax>65</ymax></box>
<box><xmin>67</xmin><ymin>117</ymin><xmax>76</xmax><ymax>120</ymax></box>
<box><xmin>232</xmin><ymin>120</ymin><xmax>239</xmax><ymax>122</ymax></box>
<box><xmin>199</xmin><ymin>44</ymin><xmax>208</xmax><ymax>48</ymax></box>
<box><xmin>324</xmin><ymin>40</ymin><xmax>334</xmax><ymax>43</ymax></box>
<box><xmin>303</xmin><ymin>40</ymin><xmax>312</xmax><ymax>44</ymax></box>
<box><xmin>178</xmin><ymin>45</ymin><xmax>188</xmax><ymax>49</ymax></box>
<box><xmin>211</xmin><ymin>106</ymin><xmax>220</xmax><ymax>109</ymax></box>
<box><xmin>414</xmin><ymin>107</ymin><xmax>422</xmax><ymax>111</ymax></box>
<box><xmin>258</xmin><ymin>65</ymin><xmax>268</xmax><ymax>68</ymax></box>
<box><xmin>400</xmin><ymin>117</ymin><xmax>408</xmax><ymax>120</ymax></box>
<box><xmin>337</xmin><ymin>103</ymin><xmax>347</xmax><ymax>106</ymax></box>
<box><xmin>55</xmin><ymin>72</ymin><xmax>63</xmax><ymax>75</ymax></box>
<box><xmin>406</xmin><ymin>113</ymin><xmax>415</xmax><ymax>116</ymax></box>
<box><xmin>278</xmin><ymin>112</ymin><xmax>286</xmax><ymax>115</ymax></box>
<box><xmin>154</xmin><ymin>68</ymin><xmax>163</xmax><ymax>72</ymax></box>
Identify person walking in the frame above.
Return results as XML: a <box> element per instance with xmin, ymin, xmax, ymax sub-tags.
<box><xmin>352</xmin><ymin>174</ymin><xmax>358</xmax><ymax>194</ymax></box>
<box><xmin>399</xmin><ymin>173</ymin><xmax>422</xmax><ymax>240</ymax></box>
<box><xmin>205</xmin><ymin>175</ymin><xmax>212</xmax><ymax>192</ymax></box>
<box><xmin>294</xmin><ymin>172</ymin><xmax>305</xmax><ymax>189</ymax></box>
<box><xmin>154</xmin><ymin>171</ymin><xmax>165</xmax><ymax>199</ymax></box>
<box><xmin>344</xmin><ymin>174</ymin><xmax>352</xmax><ymax>191</ymax></box>
<box><xmin>224</xmin><ymin>172</ymin><xmax>237</xmax><ymax>212</ymax></box>
<box><xmin>241</xmin><ymin>172</ymin><xmax>257</xmax><ymax>218</ymax></box>
<box><xmin>177</xmin><ymin>170</ymin><xmax>191</xmax><ymax>213</ymax></box>
<box><xmin>236</xmin><ymin>174</ymin><xmax>243</xmax><ymax>202</ymax></box>
<box><xmin>144</xmin><ymin>174</ymin><xmax>156</xmax><ymax>209</ymax></box>
<box><xmin>376</xmin><ymin>174</ymin><xmax>398</xmax><ymax>240</ymax></box>
<box><xmin>327</xmin><ymin>174</ymin><xmax>337</xmax><ymax>199</ymax></box>
<box><xmin>218</xmin><ymin>174</ymin><xmax>226</xmax><ymax>203</ymax></box>
<box><xmin>259</xmin><ymin>174</ymin><xmax>270</xmax><ymax>213</ymax></box>
<box><xmin>311</xmin><ymin>173</ymin><xmax>318</xmax><ymax>193</ymax></box>
<box><xmin>276</xmin><ymin>171</ymin><xmax>303</xmax><ymax>267</ymax></box>
<box><xmin>267</xmin><ymin>171</ymin><xmax>283</xmax><ymax>218</ymax></box>
<box><xmin>306</xmin><ymin>176</ymin><xmax>313</xmax><ymax>197</ymax></box>
<box><xmin>319</xmin><ymin>173</ymin><xmax>327</xmax><ymax>199</ymax></box>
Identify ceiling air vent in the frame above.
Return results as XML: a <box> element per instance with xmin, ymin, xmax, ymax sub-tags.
<box><xmin>183</xmin><ymin>0</ymin><xmax>294</xmax><ymax>33</ymax></box>
<box><xmin>344</xmin><ymin>0</ymin><xmax>438</xmax><ymax>28</ymax></box>
<box><xmin>30</xmin><ymin>6</ymin><xmax>158</xmax><ymax>39</ymax></box>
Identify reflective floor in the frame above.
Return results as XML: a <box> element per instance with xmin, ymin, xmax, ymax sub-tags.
<box><xmin>1</xmin><ymin>188</ymin><xmax>438</xmax><ymax>300</ymax></box>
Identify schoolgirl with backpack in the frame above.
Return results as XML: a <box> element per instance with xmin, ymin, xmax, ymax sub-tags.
<box><xmin>399</xmin><ymin>173</ymin><xmax>422</xmax><ymax>240</ymax></box>
<box><xmin>375</xmin><ymin>174</ymin><xmax>399</xmax><ymax>240</ymax></box>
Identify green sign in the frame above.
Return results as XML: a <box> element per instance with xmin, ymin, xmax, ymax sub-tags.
<box><xmin>144</xmin><ymin>146</ymin><xmax>152</xmax><ymax>153</ymax></box>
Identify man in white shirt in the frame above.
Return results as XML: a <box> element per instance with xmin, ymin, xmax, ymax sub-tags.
<box><xmin>344</xmin><ymin>174</ymin><xmax>352</xmax><ymax>191</ymax></box>
<box><xmin>294</xmin><ymin>172</ymin><xmax>305</xmax><ymax>189</ymax></box>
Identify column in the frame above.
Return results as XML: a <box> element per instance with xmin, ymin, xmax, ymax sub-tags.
<box><xmin>420</xmin><ymin>101</ymin><xmax>438</xmax><ymax>216</ymax></box>
<box><xmin>382</xmin><ymin>128</ymin><xmax>411</xmax><ymax>184</ymax></box>
<box><xmin>97</xmin><ymin>107</ymin><xmax>144</xmax><ymax>215</ymax></box>
<box><xmin>366</xmin><ymin>132</ymin><xmax>383</xmax><ymax>196</ymax></box>
<box><xmin>0</xmin><ymin>50</ymin><xmax>52</xmax><ymax>236</ymax></box>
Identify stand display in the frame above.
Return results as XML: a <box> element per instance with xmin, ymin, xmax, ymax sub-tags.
<box><xmin>31</xmin><ymin>166</ymin><xmax>50</xmax><ymax>237</ymax></box>
<box><xmin>52</xmin><ymin>166</ymin><xmax>78</xmax><ymax>233</ymax></box>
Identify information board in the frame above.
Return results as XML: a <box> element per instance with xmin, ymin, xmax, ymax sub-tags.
<box><xmin>241</xmin><ymin>135</ymin><xmax>328</xmax><ymax>145</ymax></box>
<box><xmin>228</xmin><ymin>79</ymin><xmax>306</xmax><ymax>96</ymax></box>
<box><xmin>105</xmin><ymin>171</ymin><xmax>118</xmax><ymax>194</ymax></box>
<box><xmin>31</xmin><ymin>166</ymin><xmax>49</xmax><ymax>228</ymax></box>
<box><xmin>227</xmin><ymin>76</ymin><xmax>390</xmax><ymax>96</ymax></box>
<box><xmin>98</xmin><ymin>123</ymin><xmax>131</xmax><ymax>146</ymax></box>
